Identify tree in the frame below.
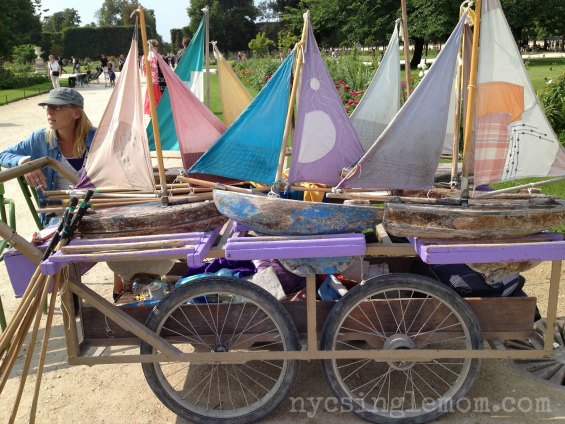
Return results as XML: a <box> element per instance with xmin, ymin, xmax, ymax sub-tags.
<box><xmin>95</xmin><ymin>0</ymin><xmax>161</xmax><ymax>44</ymax></box>
<box><xmin>0</xmin><ymin>0</ymin><xmax>42</xmax><ymax>59</ymax></box>
<box><xmin>188</xmin><ymin>0</ymin><xmax>258</xmax><ymax>52</ymax></box>
<box><xmin>249</xmin><ymin>32</ymin><xmax>276</xmax><ymax>56</ymax></box>
<box><xmin>42</xmin><ymin>9</ymin><xmax>81</xmax><ymax>32</ymax></box>
<box><xmin>12</xmin><ymin>44</ymin><xmax>37</xmax><ymax>65</ymax></box>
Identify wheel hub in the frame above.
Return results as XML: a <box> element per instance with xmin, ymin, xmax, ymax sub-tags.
<box><xmin>384</xmin><ymin>334</ymin><xmax>416</xmax><ymax>370</ymax></box>
<box><xmin>213</xmin><ymin>344</ymin><xmax>229</xmax><ymax>353</ymax></box>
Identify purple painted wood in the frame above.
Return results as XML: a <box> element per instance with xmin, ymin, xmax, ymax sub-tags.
<box><xmin>188</xmin><ymin>227</ymin><xmax>221</xmax><ymax>267</ymax></box>
<box><xmin>225</xmin><ymin>233</ymin><xmax>366</xmax><ymax>261</ymax></box>
<box><xmin>40</xmin><ymin>230</ymin><xmax>221</xmax><ymax>276</ymax></box>
<box><xmin>410</xmin><ymin>236</ymin><xmax>565</xmax><ymax>264</ymax></box>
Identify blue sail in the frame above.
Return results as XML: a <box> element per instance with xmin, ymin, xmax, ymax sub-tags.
<box><xmin>147</xmin><ymin>17</ymin><xmax>205</xmax><ymax>151</ymax></box>
<box><xmin>188</xmin><ymin>52</ymin><xmax>294</xmax><ymax>185</ymax></box>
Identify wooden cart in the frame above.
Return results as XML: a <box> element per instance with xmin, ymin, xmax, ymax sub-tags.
<box><xmin>6</xmin><ymin>218</ymin><xmax>559</xmax><ymax>424</ymax></box>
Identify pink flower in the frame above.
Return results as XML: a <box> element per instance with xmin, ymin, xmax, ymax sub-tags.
<box><xmin>338</xmin><ymin>79</ymin><xmax>346</xmax><ymax>85</ymax></box>
<box><xmin>346</xmin><ymin>100</ymin><xmax>354</xmax><ymax>105</ymax></box>
<box><xmin>353</xmin><ymin>99</ymin><xmax>359</xmax><ymax>105</ymax></box>
<box><xmin>345</xmin><ymin>107</ymin><xmax>350</xmax><ymax>113</ymax></box>
<box><xmin>351</xmin><ymin>90</ymin><xmax>359</xmax><ymax>96</ymax></box>
<box><xmin>344</xmin><ymin>86</ymin><xmax>350</xmax><ymax>91</ymax></box>
<box><xmin>265</xmin><ymin>75</ymin><xmax>272</xmax><ymax>80</ymax></box>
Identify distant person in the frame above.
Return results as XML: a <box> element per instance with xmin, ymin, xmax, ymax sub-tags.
<box><xmin>118</xmin><ymin>54</ymin><xmax>125</xmax><ymax>72</ymax></box>
<box><xmin>176</xmin><ymin>37</ymin><xmax>189</xmax><ymax>63</ymax></box>
<box><xmin>142</xmin><ymin>39</ymin><xmax>166</xmax><ymax>114</ymax></box>
<box><xmin>100</xmin><ymin>54</ymin><xmax>109</xmax><ymax>72</ymax></box>
<box><xmin>71</xmin><ymin>56</ymin><xmax>80</xmax><ymax>73</ymax></box>
<box><xmin>108</xmin><ymin>61</ymin><xmax>116</xmax><ymax>87</ymax></box>
<box><xmin>57</xmin><ymin>56</ymin><xmax>66</xmax><ymax>74</ymax></box>
<box><xmin>47</xmin><ymin>55</ymin><xmax>61</xmax><ymax>88</ymax></box>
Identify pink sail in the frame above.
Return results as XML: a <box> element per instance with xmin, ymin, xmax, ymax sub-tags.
<box><xmin>156</xmin><ymin>54</ymin><xmax>227</xmax><ymax>170</ymax></box>
<box><xmin>77</xmin><ymin>36</ymin><xmax>154</xmax><ymax>190</ymax></box>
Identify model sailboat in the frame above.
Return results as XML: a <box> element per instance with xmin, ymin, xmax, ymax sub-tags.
<box><xmin>338</xmin><ymin>0</ymin><xmax>565</xmax><ymax>239</ymax></box>
<box><xmin>74</xmin><ymin>13</ymin><xmax>226</xmax><ymax>238</ymax></box>
<box><xmin>188</xmin><ymin>12</ymin><xmax>383</xmax><ymax>235</ymax></box>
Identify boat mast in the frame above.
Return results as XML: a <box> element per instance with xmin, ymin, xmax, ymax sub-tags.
<box><xmin>400</xmin><ymin>0</ymin><xmax>412</xmax><ymax>96</ymax></box>
<box><xmin>450</xmin><ymin>1</ymin><xmax>472</xmax><ymax>186</ymax></box>
<box><xmin>203</xmin><ymin>6</ymin><xmax>210</xmax><ymax>108</ymax></box>
<box><xmin>460</xmin><ymin>0</ymin><xmax>481</xmax><ymax>200</ymax></box>
<box><xmin>137</xmin><ymin>6</ymin><xmax>169</xmax><ymax>205</ymax></box>
<box><xmin>274</xmin><ymin>11</ymin><xmax>309</xmax><ymax>186</ymax></box>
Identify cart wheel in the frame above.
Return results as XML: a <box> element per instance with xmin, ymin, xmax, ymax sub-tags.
<box><xmin>140</xmin><ymin>276</ymin><xmax>300</xmax><ymax>424</ymax></box>
<box><xmin>320</xmin><ymin>273</ymin><xmax>482</xmax><ymax>424</ymax></box>
<box><xmin>498</xmin><ymin>317</ymin><xmax>565</xmax><ymax>390</ymax></box>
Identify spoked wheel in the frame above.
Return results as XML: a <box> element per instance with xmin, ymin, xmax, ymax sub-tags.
<box><xmin>498</xmin><ymin>317</ymin><xmax>565</xmax><ymax>390</ymax></box>
<box><xmin>140</xmin><ymin>277</ymin><xmax>301</xmax><ymax>424</ymax></box>
<box><xmin>320</xmin><ymin>273</ymin><xmax>482</xmax><ymax>424</ymax></box>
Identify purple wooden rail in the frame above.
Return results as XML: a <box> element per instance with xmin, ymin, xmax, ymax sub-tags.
<box><xmin>40</xmin><ymin>228</ymin><xmax>221</xmax><ymax>276</ymax></box>
<box><xmin>225</xmin><ymin>232</ymin><xmax>366</xmax><ymax>261</ymax></box>
<box><xmin>410</xmin><ymin>233</ymin><xmax>565</xmax><ymax>264</ymax></box>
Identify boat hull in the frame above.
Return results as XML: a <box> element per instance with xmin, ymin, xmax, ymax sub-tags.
<box><xmin>78</xmin><ymin>200</ymin><xmax>227</xmax><ymax>238</ymax></box>
<box><xmin>384</xmin><ymin>199</ymin><xmax>565</xmax><ymax>239</ymax></box>
<box><xmin>213</xmin><ymin>189</ymin><xmax>383</xmax><ymax>236</ymax></box>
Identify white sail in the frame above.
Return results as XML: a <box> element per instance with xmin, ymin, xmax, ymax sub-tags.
<box><xmin>350</xmin><ymin>21</ymin><xmax>401</xmax><ymax>151</ymax></box>
<box><xmin>337</xmin><ymin>14</ymin><xmax>467</xmax><ymax>190</ymax></box>
<box><xmin>473</xmin><ymin>0</ymin><xmax>565</xmax><ymax>185</ymax></box>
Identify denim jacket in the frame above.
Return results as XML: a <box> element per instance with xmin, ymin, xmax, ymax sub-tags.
<box><xmin>0</xmin><ymin>127</ymin><xmax>96</xmax><ymax>212</ymax></box>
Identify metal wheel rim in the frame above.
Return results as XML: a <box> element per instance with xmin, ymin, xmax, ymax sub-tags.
<box><xmin>151</xmin><ymin>290</ymin><xmax>291</xmax><ymax>419</ymax></box>
<box><xmin>328</xmin><ymin>286</ymin><xmax>476</xmax><ymax>419</ymax></box>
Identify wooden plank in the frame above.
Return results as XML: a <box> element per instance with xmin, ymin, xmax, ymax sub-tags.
<box><xmin>411</xmin><ymin>237</ymin><xmax>565</xmax><ymax>264</ymax></box>
<box><xmin>80</xmin><ymin>296</ymin><xmax>536</xmax><ymax>345</ymax></box>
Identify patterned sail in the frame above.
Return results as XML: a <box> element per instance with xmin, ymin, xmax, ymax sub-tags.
<box><xmin>350</xmin><ymin>21</ymin><xmax>401</xmax><ymax>151</ymax></box>
<box><xmin>147</xmin><ymin>17</ymin><xmax>205</xmax><ymax>151</ymax></box>
<box><xmin>213</xmin><ymin>42</ymin><xmax>253</xmax><ymax>125</ymax></box>
<box><xmin>472</xmin><ymin>0</ymin><xmax>565</xmax><ymax>185</ymax></box>
<box><xmin>188</xmin><ymin>53</ymin><xmax>294</xmax><ymax>184</ymax></box>
<box><xmin>288</xmin><ymin>20</ymin><xmax>364</xmax><ymax>186</ymax></box>
<box><xmin>156</xmin><ymin>54</ymin><xmax>226</xmax><ymax>170</ymax></box>
<box><xmin>337</xmin><ymin>14</ymin><xmax>467</xmax><ymax>190</ymax></box>
<box><xmin>76</xmin><ymin>36</ymin><xmax>154</xmax><ymax>191</ymax></box>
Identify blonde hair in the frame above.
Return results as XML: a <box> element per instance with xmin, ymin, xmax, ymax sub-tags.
<box><xmin>45</xmin><ymin>107</ymin><xmax>93</xmax><ymax>158</ymax></box>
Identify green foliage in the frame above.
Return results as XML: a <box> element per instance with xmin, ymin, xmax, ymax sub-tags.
<box><xmin>188</xmin><ymin>0</ymin><xmax>258</xmax><ymax>52</ymax></box>
<box><xmin>62</xmin><ymin>26</ymin><xmax>155</xmax><ymax>58</ymax></box>
<box><xmin>0</xmin><ymin>66</ymin><xmax>48</xmax><ymax>89</ymax></box>
<box><xmin>539</xmin><ymin>72</ymin><xmax>565</xmax><ymax>146</ymax></box>
<box><xmin>248</xmin><ymin>32</ymin><xmax>276</xmax><ymax>56</ymax></box>
<box><xmin>42</xmin><ymin>8</ymin><xmax>81</xmax><ymax>32</ymax></box>
<box><xmin>0</xmin><ymin>0</ymin><xmax>42</xmax><ymax>59</ymax></box>
<box><xmin>232</xmin><ymin>58</ymin><xmax>281</xmax><ymax>92</ymax></box>
<box><xmin>277</xmin><ymin>30</ymin><xmax>299</xmax><ymax>52</ymax></box>
<box><xmin>12</xmin><ymin>44</ymin><xmax>36</xmax><ymax>65</ymax></box>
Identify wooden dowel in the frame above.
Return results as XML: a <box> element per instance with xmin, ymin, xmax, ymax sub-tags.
<box><xmin>29</xmin><ymin>274</ymin><xmax>62</xmax><ymax>423</ymax></box>
<box><xmin>177</xmin><ymin>176</ymin><xmax>252</xmax><ymax>194</ymax></box>
<box><xmin>61</xmin><ymin>239</ymin><xmax>195</xmax><ymax>253</ymax></box>
<box><xmin>8</xmin><ymin>274</ymin><xmax>51</xmax><ymax>423</ymax></box>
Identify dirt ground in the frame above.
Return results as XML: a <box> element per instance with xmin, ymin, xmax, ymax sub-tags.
<box><xmin>0</xmin><ymin>79</ymin><xmax>564</xmax><ymax>423</ymax></box>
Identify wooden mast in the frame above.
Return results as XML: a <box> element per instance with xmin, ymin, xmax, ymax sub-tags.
<box><xmin>203</xmin><ymin>5</ymin><xmax>210</xmax><ymax>108</ymax></box>
<box><xmin>450</xmin><ymin>2</ymin><xmax>471</xmax><ymax>186</ymax></box>
<box><xmin>400</xmin><ymin>0</ymin><xmax>412</xmax><ymax>96</ymax></box>
<box><xmin>274</xmin><ymin>11</ymin><xmax>309</xmax><ymax>185</ymax></box>
<box><xmin>138</xmin><ymin>6</ymin><xmax>169</xmax><ymax>205</ymax></box>
<box><xmin>460</xmin><ymin>0</ymin><xmax>481</xmax><ymax>199</ymax></box>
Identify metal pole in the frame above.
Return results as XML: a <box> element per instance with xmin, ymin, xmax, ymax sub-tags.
<box><xmin>203</xmin><ymin>6</ymin><xmax>210</xmax><ymax>108</ymax></box>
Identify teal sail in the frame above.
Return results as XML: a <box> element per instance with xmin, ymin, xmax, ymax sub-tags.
<box><xmin>188</xmin><ymin>52</ymin><xmax>294</xmax><ymax>184</ymax></box>
<box><xmin>147</xmin><ymin>17</ymin><xmax>205</xmax><ymax>151</ymax></box>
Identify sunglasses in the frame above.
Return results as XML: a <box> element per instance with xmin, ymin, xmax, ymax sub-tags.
<box><xmin>42</xmin><ymin>105</ymin><xmax>72</xmax><ymax>112</ymax></box>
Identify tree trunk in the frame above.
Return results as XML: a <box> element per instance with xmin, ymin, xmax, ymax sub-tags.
<box><xmin>410</xmin><ymin>37</ymin><xmax>424</xmax><ymax>68</ymax></box>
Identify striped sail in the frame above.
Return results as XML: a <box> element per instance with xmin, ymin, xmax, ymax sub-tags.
<box><xmin>472</xmin><ymin>0</ymin><xmax>565</xmax><ymax>185</ymax></box>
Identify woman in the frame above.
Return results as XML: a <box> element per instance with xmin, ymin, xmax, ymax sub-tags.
<box><xmin>141</xmin><ymin>39</ymin><xmax>166</xmax><ymax>114</ymax></box>
<box><xmin>0</xmin><ymin>88</ymin><xmax>95</xmax><ymax>225</ymax></box>
<box><xmin>47</xmin><ymin>55</ymin><xmax>61</xmax><ymax>88</ymax></box>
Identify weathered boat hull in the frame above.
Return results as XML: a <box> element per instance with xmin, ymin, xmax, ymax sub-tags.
<box><xmin>384</xmin><ymin>199</ymin><xmax>565</xmax><ymax>239</ymax></box>
<box><xmin>213</xmin><ymin>189</ymin><xmax>383</xmax><ymax>236</ymax></box>
<box><xmin>78</xmin><ymin>200</ymin><xmax>227</xmax><ymax>238</ymax></box>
